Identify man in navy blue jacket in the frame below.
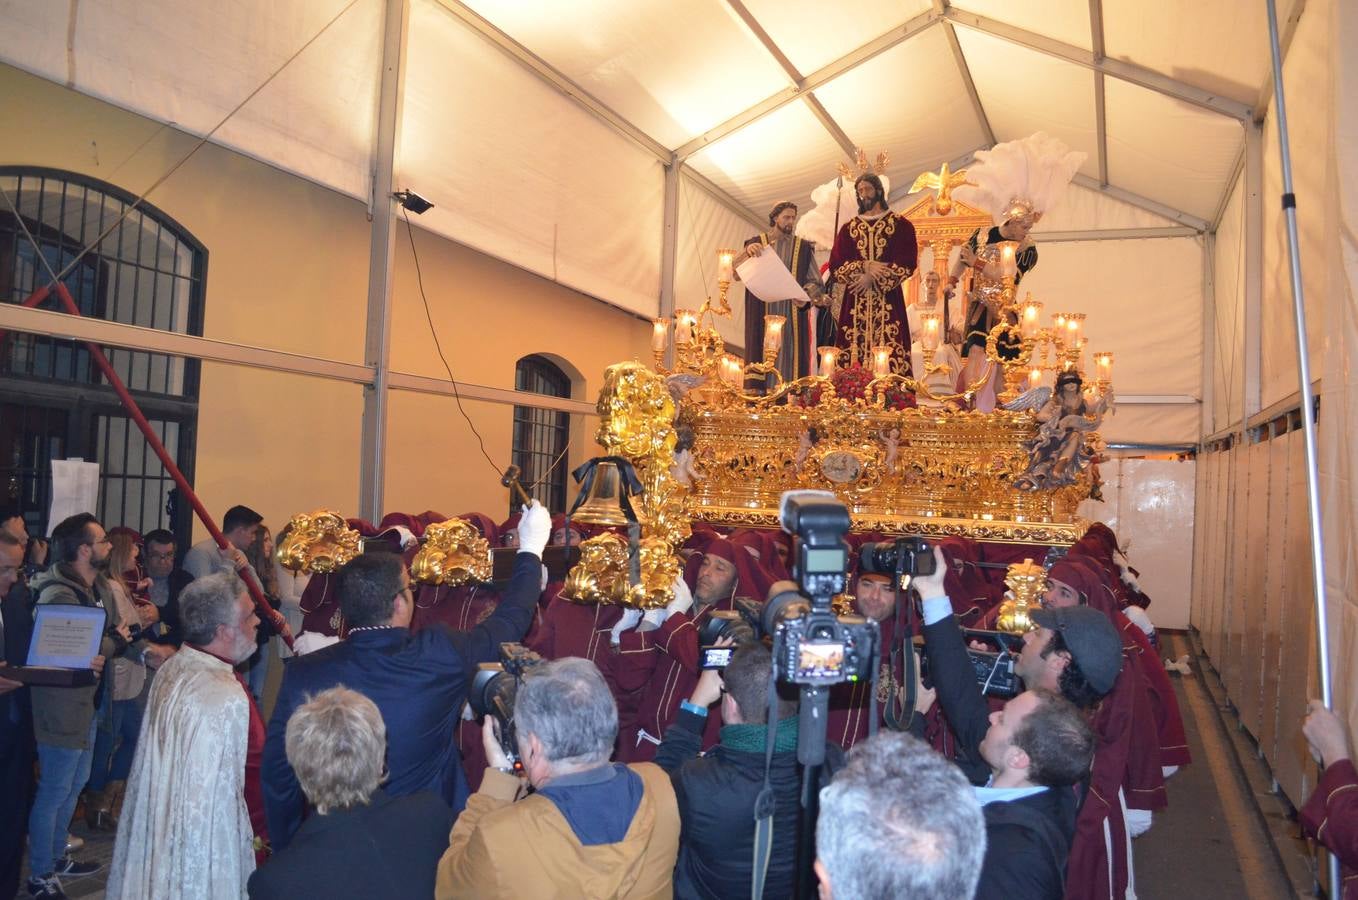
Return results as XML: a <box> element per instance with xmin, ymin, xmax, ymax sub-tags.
<box><xmin>262</xmin><ymin>501</ymin><xmax>550</xmax><ymax>851</ymax></box>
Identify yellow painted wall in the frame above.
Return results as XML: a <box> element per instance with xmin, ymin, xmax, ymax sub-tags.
<box><xmin>0</xmin><ymin>63</ymin><xmax>653</xmax><ymax>536</ymax></box>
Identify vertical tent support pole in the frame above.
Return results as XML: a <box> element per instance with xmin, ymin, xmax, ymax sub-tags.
<box><xmin>1263</xmin><ymin>1</ymin><xmax>1336</xmax><ymax>896</ymax></box>
<box><xmin>358</xmin><ymin>0</ymin><xmax>410</xmax><ymax>521</ymax></box>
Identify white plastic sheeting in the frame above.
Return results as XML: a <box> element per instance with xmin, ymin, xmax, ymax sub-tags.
<box><xmin>404</xmin><ymin>0</ymin><xmax>664</xmax><ymax>317</ymax></box>
<box><xmin>674</xmin><ymin>175</ymin><xmax>756</xmax><ymax>349</ymax></box>
<box><xmin>1210</xmin><ymin>173</ymin><xmax>1246</xmax><ymax>435</ymax></box>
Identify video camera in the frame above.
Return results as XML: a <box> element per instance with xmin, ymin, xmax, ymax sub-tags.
<box><xmin>764</xmin><ymin>491</ymin><xmax>879</xmax><ymax>687</ymax></box>
<box><xmin>468</xmin><ymin>643</ymin><xmax>545</xmax><ymax>767</ymax></box>
<box><xmin>916</xmin><ymin>629</ymin><xmax>1024</xmax><ymax>699</ymax></box>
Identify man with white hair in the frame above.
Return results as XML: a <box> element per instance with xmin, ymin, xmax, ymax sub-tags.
<box><xmin>107</xmin><ymin>571</ymin><xmax>261</xmax><ymax>900</ymax></box>
<box><xmin>816</xmin><ymin>731</ymin><xmax>986</xmax><ymax>900</ymax></box>
<box><xmin>246</xmin><ymin>688</ymin><xmax>451</xmax><ymax>899</ymax></box>
<box><xmin>435</xmin><ymin>657</ymin><xmax>679</xmax><ymax>899</ymax></box>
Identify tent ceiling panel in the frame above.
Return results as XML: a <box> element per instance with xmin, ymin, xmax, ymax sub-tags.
<box><xmin>1102</xmin><ymin>0</ymin><xmax>1297</xmax><ymax>107</ymax></box>
<box><xmin>735</xmin><ymin>0</ymin><xmax>931</xmax><ymax>75</ymax></box>
<box><xmin>951</xmin><ymin>0</ymin><xmax>1093</xmax><ymax>52</ymax></box>
<box><xmin>405</xmin><ymin>0</ymin><xmax>662</xmax><ymax>317</ymax></box>
<box><xmin>686</xmin><ymin>100</ymin><xmax>845</xmax><ymax>216</ymax></box>
<box><xmin>1034</xmin><ymin>182</ymin><xmax>1179</xmax><ymax>233</ymax></box>
<box><xmin>954</xmin><ymin>26</ymin><xmax>1100</xmax><ymax>180</ymax></box>
<box><xmin>812</xmin><ymin>26</ymin><xmax>987</xmax><ymax>194</ymax></box>
<box><xmin>1104</xmin><ymin>78</ymin><xmax>1243</xmax><ymax>222</ymax></box>
<box><xmin>453</xmin><ymin>0</ymin><xmax>792</xmax><ymax>151</ymax></box>
<box><xmin>0</xmin><ymin>0</ymin><xmax>382</xmax><ymax>201</ymax></box>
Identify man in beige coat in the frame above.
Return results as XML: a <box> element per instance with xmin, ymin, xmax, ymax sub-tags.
<box><xmin>436</xmin><ymin>657</ymin><xmax>679</xmax><ymax>899</ymax></box>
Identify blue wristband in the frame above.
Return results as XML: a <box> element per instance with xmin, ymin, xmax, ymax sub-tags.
<box><xmin>680</xmin><ymin>700</ymin><xmax>709</xmax><ymax>717</ymax></box>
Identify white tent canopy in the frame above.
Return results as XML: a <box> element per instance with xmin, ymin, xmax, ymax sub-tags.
<box><xmin>0</xmin><ymin>0</ymin><xmax>1297</xmax><ymax>321</ymax></box>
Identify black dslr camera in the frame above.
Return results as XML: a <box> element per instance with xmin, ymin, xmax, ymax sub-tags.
<box><xmin>468</xmin><ymin>643</ymin><xmax>544</xmax><ymax>767</ymax></box>
<box><xmin>697</xmin><ymin>599</ymin><xmax>761</xmax><ymax>669</ymax></box>
<box><xmin>917</xmin><ymin>629</ymin><xmax>1024</xmax><ymax>699</ymax></box>
<box><xmin>763</xmin><ymin>491</ymin><xmax>879</xmax><ymax>687</ymax></box>
<box><xmin>857</xmin><ymin>536</ymin><xmax>936</xmax><ymax>577</ymax></box>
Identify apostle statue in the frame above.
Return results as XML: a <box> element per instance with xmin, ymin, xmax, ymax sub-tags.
<box><xmin>828</xmin><ymin>173</ymin><xmax>918</xmax><ymax>372</ymax></box>
<box><xmin>908</xmin><ymin>270</ymin><xmax>964</xmax><ymax>406</ymax></box>
<box><xmin>738</xmin><ymin>201</ymin><xmax>832</xmax><ymax>381</ymax></box>
<box><xmin>950</xmin><ymin>133</ymin><xmax>1086</xmax><ymax>411</ymax></box>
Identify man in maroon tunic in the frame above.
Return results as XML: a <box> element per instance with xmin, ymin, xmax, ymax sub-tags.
<box><xmin>612</xmin><ymin>537</ymin><xmax>769</xmax><ymax>762</ymax></box>
<box><xmin>1302</xmin><ymin>701</ymin><xmax>1358</xmax><ymax>898</ymax></box>
<box><xmin>828</xmin><ymin>173</ymin><xmax>918</xmax><ymax>372</ymax></box>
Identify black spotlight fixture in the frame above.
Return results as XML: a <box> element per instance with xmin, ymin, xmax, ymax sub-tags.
<box><xmin>392</xmin><ymin>189</ymin><xmax>434</xmax><ymax>215</ymax></box>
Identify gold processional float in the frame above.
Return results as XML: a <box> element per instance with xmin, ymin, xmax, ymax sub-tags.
<box><xmin>278</xmin><ymin>145</ymin><xmax>1111</xmax><ymax>632</ymax></box>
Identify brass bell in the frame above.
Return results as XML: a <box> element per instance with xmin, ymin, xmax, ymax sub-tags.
<box><xmin>571</xmin><ymin>460</ymin><xmax>632</xmax><ymax>527</ymax></box>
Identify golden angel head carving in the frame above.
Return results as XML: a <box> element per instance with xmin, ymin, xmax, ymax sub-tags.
<box><xmin>562</xmin><ymin>532</ymin><xmax>631</xmax><ymax>606</ymax></box>
<box><xmin>410</xmin><ymin>518</ymin><xmax>492</xmax><ymax>586</ymax></box>
<box><xmin>625</xmin><ymin>536</ymin><xmax>682</xmax><ymax>610</ymax></box>
<box><xmin>995</xmin><ymin>558</ymin><xmax>1047</xmax><ymax>634</ymax></box>
<box><xmin>277</xmin><ymin>510</ymin><xmax>361</xmax><ymax>575</ymax></box>
<box><xmin>595</xmin><ymin>361</ymin><xmax>677</xmax><ymax>461</ymax></box>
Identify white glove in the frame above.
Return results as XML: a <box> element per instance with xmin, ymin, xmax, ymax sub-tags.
<box><xmin>539</xmin><ymin>563</ymin><xmax>549</xmax><ymax>593</ymax></box>
<box><xmin>1117</xmin><ymin>561</ymin><xmax>1140</xmax><ymax>590</ymax></box>
<box><xmin>293</xmin><ymin>631</ymin><xmax>342</xmax><ymax>656</ymax></box>
<box><xmin>610</xmin><ymin>608</ymin><xmax>643</xmax><ymax>645</ymax></box>
<box><xmin>516</xmin><ymin>500</ymin><xmax>551</xmax><ymax>558</ymax></box>
<box><xmin>666</xmin><ymin>575</ymin><xmax>694</xmax><ymax>617</ymax></box>
<box><xmin>640</xmin><ymin>576</ymin><xmax>693</xmax><ymax>632</ymax></box>
<box><xmin>391</xmin><ymin>526</ymin><xmax>418</xmax><ymax>549</ymax></box>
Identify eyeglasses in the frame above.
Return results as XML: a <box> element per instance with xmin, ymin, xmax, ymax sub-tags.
<box><xmin>85</xmin><ymin>538</ymin><xmax>112</xmax><ymax>547</ymax></box>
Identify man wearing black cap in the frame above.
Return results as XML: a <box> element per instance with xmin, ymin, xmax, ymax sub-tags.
<box><xmin>911</xmin><ymin>547</ymin><xmax>1121</xmax><ymax>900</ymax></box>
<box><xmin>738</xmin><ymin>201</ymin><xmax>831</xmax><ymax>381</ymax></box>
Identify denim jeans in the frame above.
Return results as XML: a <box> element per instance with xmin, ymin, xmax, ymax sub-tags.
<box><xmin>28</xmin><ymin>720</ymin><xmax>96</xmax><ymax>877</ymax></box>
<box><xmin>88</xmin><ymin>695</ymin><xmax>143</xmax><ymax>792</ymax></box>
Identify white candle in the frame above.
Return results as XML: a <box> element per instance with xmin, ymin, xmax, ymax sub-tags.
<box><xmin>998</xmin><ymin>241</ymin><xmax>1018</xmax><ymax>279</ymax></box>
<box><xmin>872</xmin><ymin>346</ymin><xmax>892</xmax><ymax>378</ymax></box>
<box><xmin>717</xmin><ymin>249</ymin><xmax>735</xmax><ymax>283</ymax></box>
<box><xmin>651</xmin><ymin>318</ymin><xmax>668</xmax><ymax>352</ymax></box>
<box><xmin>674</xmin><ymin>310</ymin><xmax>696</xmax><ymax>345</ymax></box>
<box><xmin>819</xmin><ymin>346</ymin><xmax>838</xmax><ymax>378</ymax></box>
<box><xmin>920</xmin><ymin>313</ymin><xmax>941</xmax><ymax>352</ymax></box>
<box><xmin>763</xmin><ymin>315</ymin><xmax>786</xmax><ymax>356</ymax></box>
<box><xmin>1021</xmin><ymin>299</ymin><xmax>1042</xmax><ymax>339</ymax></box>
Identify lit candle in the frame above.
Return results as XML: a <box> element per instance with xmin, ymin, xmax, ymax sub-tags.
<box><xmin>716</xmin><ymin>249</ymin><xmax>735</xmax><ymax>283</ymax></box>
<box><xmin>998</xmin><ymin>241</ymin><xmax>1019</xmax><ymax>279</ymax></box>
<box><xmin>920</xmin><ymin>313</ymin><xmax>941</xmax><ymax>352</ymax></box>
<box><xmin>1021</xmin><ymin>298</ymin><xmax>1042</xmax><ymax>339</ymax></box>
<box><xmin>763</xmin><ymin>315</ymin><xmax>786</xmax><ymax>357</ymax></box>
<box><xmin>674</xmin><ymin>309</ymin><xmax>696</xmax><ymax>345</ymax></box>
<box><xmin>1029</xmin><ymin>366</ymin><xmax>1044</xmax><ymax>389</ymax></box>
<box><xmin>651</xmin><ymin>318</ymin><xmax>669</xmax><ymax>353</ymax></box>
<box><xmin>723</xmin><ymin>354</ymin><xmax>742</xmax><ymax>386</ymax></box>
<box><xmin>1094</xmin><ymin>352</ymin><xmax>1114</xmax><ymax>383</ymax></box>
<box><xmin>818</xmin><ymin>346</ymin><xmax>838</xmax><ymax>378</ymax></box>
<box><xmin>872</xmin><ymin>345</ymin><xmax>892</xmax><ymax>378</ymax></box>
<box><xmin>1052</xmin><ymin>312</ymin><xmax>1069</xmax><ymax>333</ymax></box>
<box><xmin>1065</xmin><ymin>313</ymin><xmax>1085</xmax><ymax>343</ymax></box>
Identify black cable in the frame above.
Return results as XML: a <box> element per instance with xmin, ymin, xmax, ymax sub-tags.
<box><xmin>401</xmin><ymin>209</ymin><xmax>571</xmax><ymax>494</ymax></box>
<box><xmin>402</xmin><ymin>207</ymin><xmax>503</xmax><ymax>478</ymax></box>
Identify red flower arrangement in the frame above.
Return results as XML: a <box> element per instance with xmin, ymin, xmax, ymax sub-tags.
<box><xmin>790</xmin><ymin>364</ymin><xmax>916</xmax><ymax>410</ymax></box>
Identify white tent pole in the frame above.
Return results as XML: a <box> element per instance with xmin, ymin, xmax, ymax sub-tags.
<box><xmin>1242</xmin><ymin>122</ymin><xmax>1264</xmax><ymax>421</ymax></box>
<box><xmin>1263</xmin><ymin>3</ymin><xmax>1336</xmax><ymax>896</ymax></box>
<box><xmin>358</xmin><ymin>0</ymin><xmax>410</xmax><ymax>521</ymax></box>
<box><xmin>659</xmin><ymin>158</ymin><xmax>681</xmax><ymax>366</ymax></box>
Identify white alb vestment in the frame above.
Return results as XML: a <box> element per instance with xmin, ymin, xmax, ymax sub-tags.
<box><xmin>107</xmin><ymin>645</ymin><xmax>254</xmax><ymax>900</ymax></box>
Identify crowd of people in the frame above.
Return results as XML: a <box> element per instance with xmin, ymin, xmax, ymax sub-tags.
<box><xmin>0</xmin><ymin>501</ymin><xmax>1354</xmax><ymax>899</ymax></box>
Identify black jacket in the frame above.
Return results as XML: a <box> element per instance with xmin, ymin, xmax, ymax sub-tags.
<box><xmin>655</xmin><ymin>707</ymin><xmax>842</xmax><ymax>900</ymax></box>
<box><xmin>978</xmin><ymin>786</ymin><xmax>1077</xmax><ymax>900</ymax></box>
<box><xmin>1</xmin><ymin>580</ymin><xmax>34</xmax><ymax>725</ymax></box>
<box><xmin>922</xmin><ymin>611</ymin><xmax>1076</xmax><ymax>899</ymax></box>
<box><xmin>246</xmin><ymin>789</ymin><xmax>451</xmax><ymax>900</ymax></box>
<box><xmin>148</xmin><ymin>569</ymin><xmax>194</xmax><ymax>645</ymax></box>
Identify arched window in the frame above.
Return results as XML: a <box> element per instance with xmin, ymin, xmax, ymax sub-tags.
<box><xmin>512</xmin><ymin>355</ymin><xmax>571</xmax><ymax>514</ymax></box>
<box><xmin>0</xmin><ymin>167</ymin><xmax>205</xmax><ymax>544</ymax></box>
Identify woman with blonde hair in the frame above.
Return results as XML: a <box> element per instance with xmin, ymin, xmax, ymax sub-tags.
<box><xmin>242</xmin><ymin>524</ymin><xmax>282</xmax><ymax>704</ymax></box>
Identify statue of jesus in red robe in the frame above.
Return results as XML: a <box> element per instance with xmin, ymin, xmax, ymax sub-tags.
<box><xmin>828</xmin><ymin>173</ymin><xmax>918</xmax><ymax>372</ymax></box>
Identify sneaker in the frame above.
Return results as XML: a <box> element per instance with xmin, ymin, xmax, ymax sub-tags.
<box><xmin>63</xmin><ymin>833</ymin><xmax>84</xmax><ymax>853</ymax></box>
<box><xmin>25</xmin><ymin>874</ymin><xmax>68</xmax><ymax>899</ymax></box>
<box><xmin>51</xmin><ymin>856</ymin><xmax>101</xmax><ymax>878</ymax></box>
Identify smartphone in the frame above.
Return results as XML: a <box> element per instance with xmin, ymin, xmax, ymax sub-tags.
<box><xmin>700</xmin><ymin>645</ymin><xmax>734</xmax><ymax>670</ymax></box>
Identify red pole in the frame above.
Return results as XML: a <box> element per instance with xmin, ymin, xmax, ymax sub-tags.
<box><xmin>48</xmin><ymin>282</ymin><xmax>292</xmax><ymax>648</ymax></box>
